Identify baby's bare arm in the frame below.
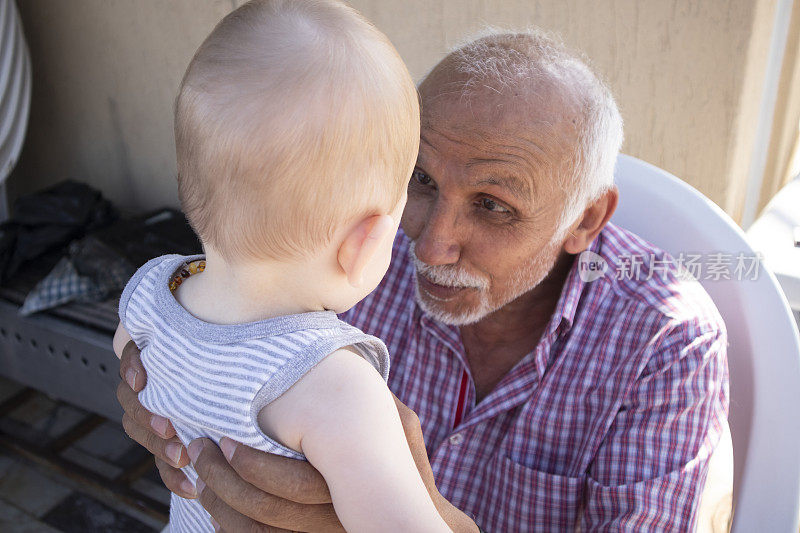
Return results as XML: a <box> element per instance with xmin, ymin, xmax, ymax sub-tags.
<box><xmin>258</xmin><ymin>349</ymin><xmax>452</xmax><ymax>532</ymax></box>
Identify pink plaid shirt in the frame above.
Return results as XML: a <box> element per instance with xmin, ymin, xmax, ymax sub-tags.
<box><xmin>342</xmin><ymin>222</ymin><xmax>729</xmax><ymax>532</ymax></box>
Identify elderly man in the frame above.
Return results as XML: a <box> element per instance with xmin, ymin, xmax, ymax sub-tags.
<box><xmin>116</xmin><ymin>30</ymin><xmax>728</xmax><ymax>531</ymax></box>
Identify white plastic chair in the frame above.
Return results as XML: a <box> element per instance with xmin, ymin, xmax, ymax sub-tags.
<box><xmin>611</xmin><ymin>154</ymin><xmax>800</xmax><ymax>532</ymax></box>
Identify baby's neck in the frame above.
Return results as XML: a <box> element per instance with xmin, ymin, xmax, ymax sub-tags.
<box><xmin>173</xmin><ymin>253</ymin><xmax>328</xmax><ymax>325</ymax></box>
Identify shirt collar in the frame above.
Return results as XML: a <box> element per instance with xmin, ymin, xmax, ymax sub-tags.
<box><xmin>524</xmin><ymin>231</ymin><xmax>603</xmax><ymax>380</ymax></box>
<box><xmin>548</xmin><ymin>235</ymin><xmax>600</xmax><ymax>337</ymax></box>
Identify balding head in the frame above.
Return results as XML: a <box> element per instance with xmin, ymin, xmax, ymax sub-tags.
<box><xmin>419</xmin><ymin>29</ymin><xmax>623</xmax><ymax>235</ymax></box>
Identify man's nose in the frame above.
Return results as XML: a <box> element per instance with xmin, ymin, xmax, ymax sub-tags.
<box><xmin>414</xmin><ymin>201</ymin><xmax>461</xmax><ymax>266</ymax></box>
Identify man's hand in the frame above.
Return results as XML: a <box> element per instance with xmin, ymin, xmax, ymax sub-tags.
<box><xmin>188</xmin><ymin>437</ymin><xmax>342</xmax><ymax>532</ymax></box>
<box><xmin>189</xmin><ymin>395</ymin><xmax>479</xmax><ymax>532</ymax></box>
<box><xmin>116</xmin><ymin>340</ymin><xmax>196</xmax><ymax>499</ymax></box>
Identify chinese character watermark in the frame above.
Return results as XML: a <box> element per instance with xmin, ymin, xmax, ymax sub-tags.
<box><xmin>578</xmin><ymin>251</ymin><xmax>763</xmax><ymax>283</ymax></box>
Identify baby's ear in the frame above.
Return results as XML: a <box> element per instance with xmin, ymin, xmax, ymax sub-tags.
<box><xmin>337</xmin><ymin>214</ymin><xmax>395</xmax><ymax>288</ymax></box>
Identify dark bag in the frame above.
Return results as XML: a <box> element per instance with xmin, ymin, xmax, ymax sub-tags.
<box><xmin>0</xmin><ymin>181</ymin><xmax>117</xmax><ymax>283</ymax></box>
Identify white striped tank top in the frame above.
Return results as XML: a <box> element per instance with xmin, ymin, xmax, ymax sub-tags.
<box><xmin>118</xmin><ymin>254</ymin><xmax>390</xmax><ymax>532</ymax></box>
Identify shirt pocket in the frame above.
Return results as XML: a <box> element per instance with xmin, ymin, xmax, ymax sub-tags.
<box><xmin>476</xmin><ymin>454</ymin><xmax>586</xmax><ymax>532</ymax></box>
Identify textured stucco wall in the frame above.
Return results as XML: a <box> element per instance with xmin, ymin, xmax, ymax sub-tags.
<box><xmin>9</xmin><ymin>0</ymin><xmax>778</xmax><ymax>221</ymax></box>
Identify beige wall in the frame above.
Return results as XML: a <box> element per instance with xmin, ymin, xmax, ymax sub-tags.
<box><xmin>9</xmin><ymin>0</ymin><xmax>779</xmax><ymax>222</ymax></box>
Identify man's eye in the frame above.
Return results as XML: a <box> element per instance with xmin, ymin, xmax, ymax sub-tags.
<box><xmin>479</xmin><ymin>197</ymin><xmax>510</xmax><ymax>213</ymax></box>
<box><xmin>412</xmin><ymin>170</ymin><xmax>432</xmax><ymax>186</ymax></box>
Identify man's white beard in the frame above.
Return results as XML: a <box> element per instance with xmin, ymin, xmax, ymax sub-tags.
<box><xmin>409</xmin><ymin>238</ymin><xmax>562</xmax><ymax>326</ymax></box>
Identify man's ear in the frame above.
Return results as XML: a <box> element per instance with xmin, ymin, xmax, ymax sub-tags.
<box><xmin>563</xmin><ymin>186</ymin><xmax>619</xmax><ymax>255</ymax></box>
<box><xmin>337</xmin><ymin>214</ymin><xmax>396</xmax><ymax>288</ymax></box>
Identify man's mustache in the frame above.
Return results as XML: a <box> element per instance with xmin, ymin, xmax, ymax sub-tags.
<box><xmin>409</xmin><ymin>242</ymin><xmax>489</xmax><ymax>290</ymax></box>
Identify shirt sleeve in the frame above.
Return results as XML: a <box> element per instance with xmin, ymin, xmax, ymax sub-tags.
<box><xmin>581</xmin><ymin>318</ymin><xmax>729</xmax><ymax>531</ymax></box>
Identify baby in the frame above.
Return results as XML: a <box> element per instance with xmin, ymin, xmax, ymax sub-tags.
<box><xmin>112</xmin><ymin>1</ymin><xmax>451</xmax><ymax>531</ymax></box>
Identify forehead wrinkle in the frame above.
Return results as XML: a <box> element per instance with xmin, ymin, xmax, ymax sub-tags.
<box><xmin>418</xmin><ymin>124</ymin><xmax>497</xmax><ymax>173</ymax></box>
<box><xmin>425</xmin><ymin>106</ymin><xmax>561</xmax><ymax>168</ymax></box>
<box><xmin>468</xmin><ymin>135</ymin><xmax>555</xmax><ymax>198</ymax></box>
<box><xmin>421</xmin><ymin>122</ymin><xmax>490</xmax><ymax>154</ymax></box>
<box><xmin>419</xmin><ymin>132</ymin><xmax>439</xmax><ymax>153</ymax></box>
<box><xmin>420</xmin><ymin>122</ymin><xmax>562</xmax><ymax>202</ymax></box>
<box><xmin>495</xmin><ymin>134</ymin><xmax>565</xmax><ymax>192</ymax></box>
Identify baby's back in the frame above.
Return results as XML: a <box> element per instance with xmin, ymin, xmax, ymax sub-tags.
<box><xmin>118</xmin><ymin>254</ymin><xmax>389</xmax><ymax>532</ymax></box>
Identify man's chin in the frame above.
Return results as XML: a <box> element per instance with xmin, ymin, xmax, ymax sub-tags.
<box><xmin>414</xmin><ymin>284</ymin><xmax>490</xmax><ymax>326</ymax></box>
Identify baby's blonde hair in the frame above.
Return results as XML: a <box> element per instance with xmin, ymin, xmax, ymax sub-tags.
<box><xmin>175</xmin><ymin>0</ymin><xmax>420</xmax><ymax>261</ymax></box>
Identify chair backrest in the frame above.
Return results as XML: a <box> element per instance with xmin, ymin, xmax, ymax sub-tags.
<box><xmin>611</xmin><ymin>154</ymin><xmax>800</xmax><ymax>532</ymax></box>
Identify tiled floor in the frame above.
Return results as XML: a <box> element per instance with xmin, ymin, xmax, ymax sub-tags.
<box><xmin>0</xmin><ymin>376</ymin><xmax>168</xmax><ymax>532</ymax></box>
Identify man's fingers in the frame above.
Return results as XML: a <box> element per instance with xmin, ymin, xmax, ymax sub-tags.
<box><xmin>220</xmin><ymin>437</ymin><xmax>331</xmax><ymax>504</ymax></box>
<box><xmin>121</xmin><ymin>412</ymin><xmax>189</xmax><ymax>468</ymax></box>
<box><xmin>391</xmin><ymin>392</ymin><xmax>424</xmax><ymax>453</ymax></box>
<box><xmin>155</xmin><ymin>457</ymin><xmax>196</xmax><ymax>499</ymax></box>
<box><xmin>391</xmin><ymin>392</ymin><xmax>421</xmax><ymax>432</ymax></box>
<box><xmin>116</xmin><ymin>343</ymin><xmax>177</xmax><ymax>440</ymax></box>
<box><xmin>116</xmin><ymin>335</ymin><xmax>191</xmax><ymax>495</ymax></box>
<box><xmin>191</xmin><ymin>439</ymin><xmax>343</xmax><ymax>532</ymax></box>
<box><xmin>198</xmin><ymin>486</ymin><xmax>291</xmax><ymax>533</ymax></box>
<box><xmin>115</xmin><ymin>380</ymin><xmax>153</xmax><ymax>430</ymax></box>
<box><xmin>116</xmin><ymin>379</ymin><xmax>176</xmax><ymax>439</ymax></box>
<box><xmin>119</xmin><ymin>340</ymin><xmax>146</xmax><ymax>391</ymax></box>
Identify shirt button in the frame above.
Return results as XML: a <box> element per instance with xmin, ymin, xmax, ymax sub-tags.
<box><xmin>449</xmin><ymin>433</ymin><xmax>464</xmax><ymax>446</ymax></box>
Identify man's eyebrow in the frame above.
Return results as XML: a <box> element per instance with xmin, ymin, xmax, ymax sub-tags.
<box><xmin>467</xmin><ymin>160</ymin><xmax>533</xmax><ymax>200</ymax></box>
<box><xmin>474</xmin><ymin>177</ymin><xmax>532</xmax><ymax>200</ymax></box>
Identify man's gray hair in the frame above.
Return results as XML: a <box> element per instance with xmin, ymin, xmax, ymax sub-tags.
<box><xmin>442</xmin><ymin>28</ymin><xmax>624</xmax><ymax>238</ymax></box>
